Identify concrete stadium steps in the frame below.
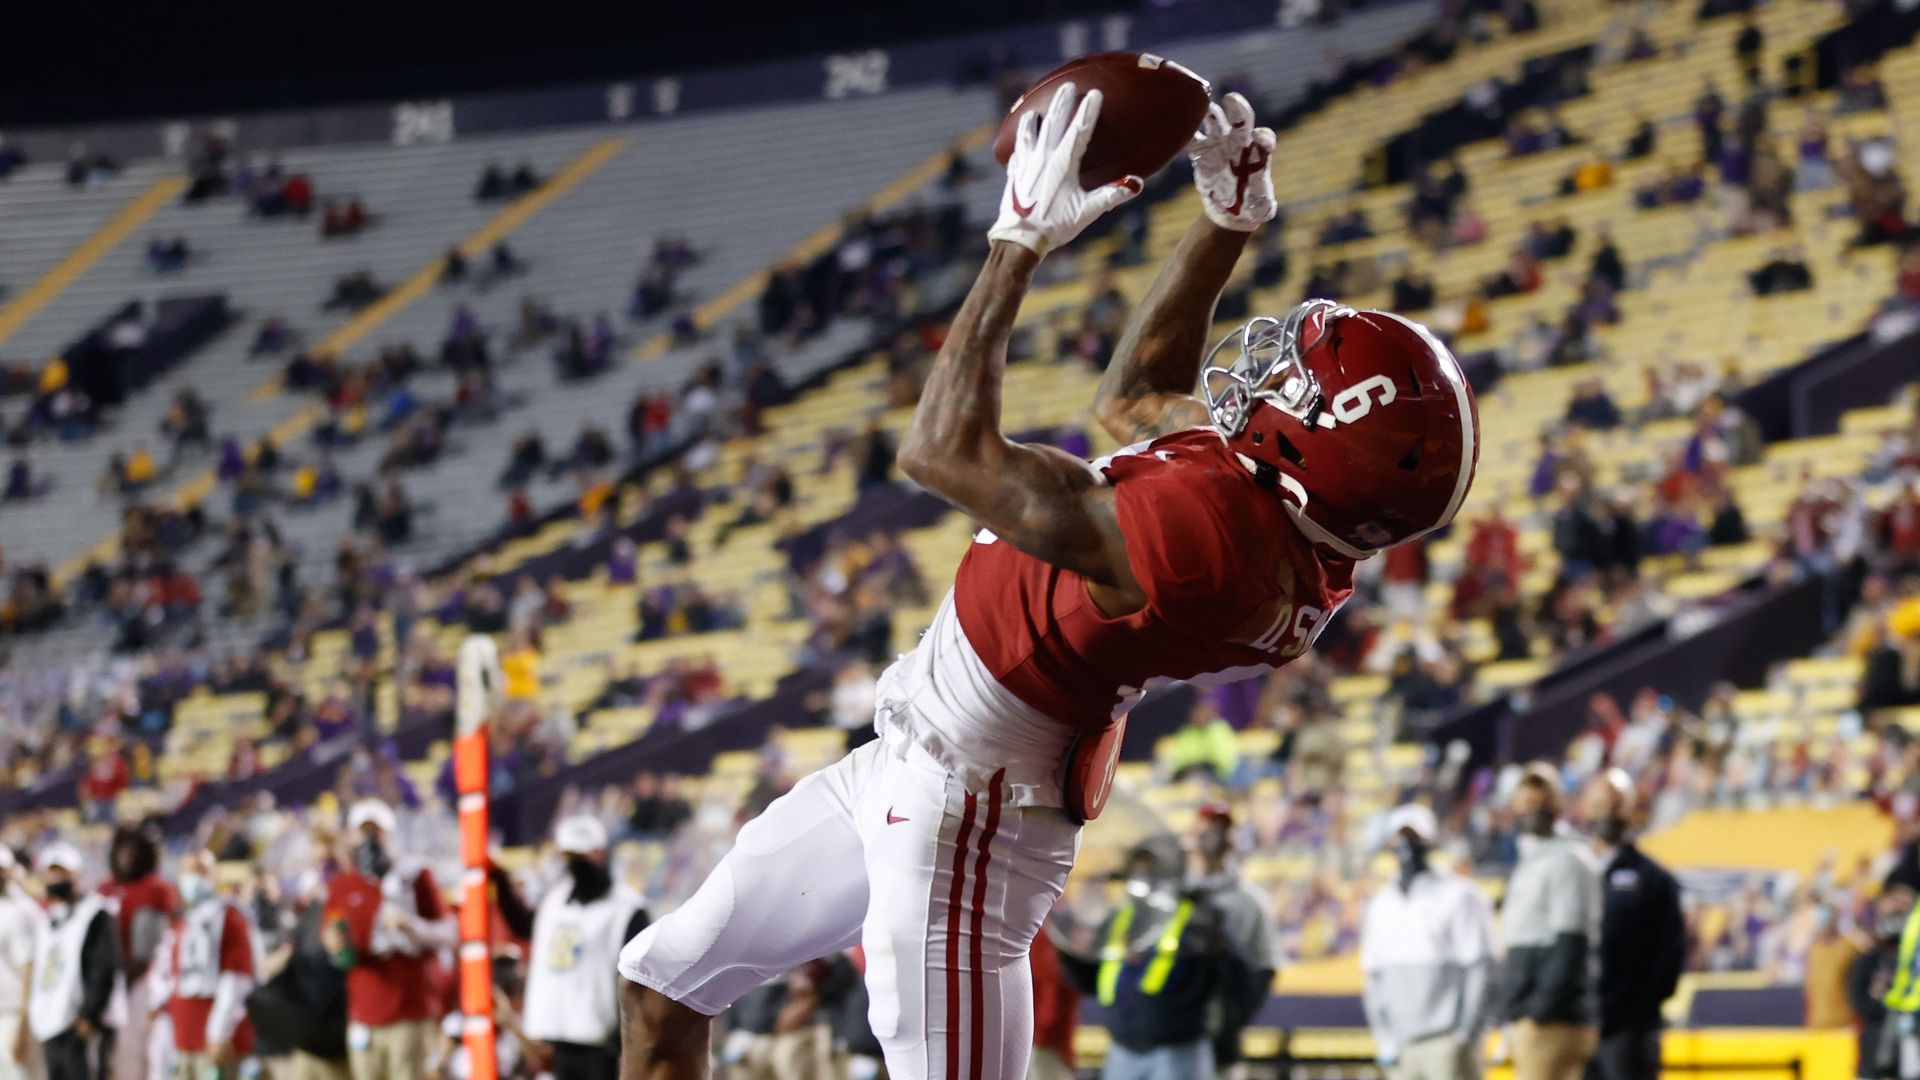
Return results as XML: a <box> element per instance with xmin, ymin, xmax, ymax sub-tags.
<box><xmin>0</xmin><ymin>160</ymin><xmax>179</xmax><ymax>313</ymax></box>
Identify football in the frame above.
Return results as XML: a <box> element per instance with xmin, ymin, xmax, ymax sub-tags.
<box><xmin>992</xmin><ymin>51</ymin><xmax>1213</xmax><ymax>189</ymax></box>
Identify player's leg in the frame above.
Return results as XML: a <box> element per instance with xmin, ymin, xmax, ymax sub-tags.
<box><xmin>856</xmin><ymin>746</ymin><xmax>1079</xmax><ymax>1080</ymax></box>
<box><xmin>618</xmin><ymin>741</ymin><xmax>882</xmax><ymax>1077</ymax></box>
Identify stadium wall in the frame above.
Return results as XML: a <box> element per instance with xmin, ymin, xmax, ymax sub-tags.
<box><xmin>1</xmin><ymin>1</ymin><xmax>1420</xmax><ymax>162</ymax></box>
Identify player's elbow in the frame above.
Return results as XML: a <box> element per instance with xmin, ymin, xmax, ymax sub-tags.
<box><xmin>1092</xmin><ymin>396</ymin><xmax>1139</xmax><ymax>444</ymax></box>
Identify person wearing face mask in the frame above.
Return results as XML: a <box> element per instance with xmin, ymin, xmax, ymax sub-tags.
<box><xmin>166</xmin><ymin>850</ymin><xmax>257</xmax><ymax>1079</ymax></box>
<box><xmin>1184</xmin><ymin>803</ymin><xmax>1277</xmax><ymax>1077</ymax></box>
<box><xmin>28</xmin><ymin>844</ymin><xmax>120</xmax><ymax>1080</ymax></box>
<box><xmin>522</xmin><ymin>816</ymin><xmax>648</xmax><ymax>1080</ymax></box>
<box><xmin>1056</xmin><ymin>838</ymin><xmax>1249</xmax><ymax>1080</ymax></box>
<box><xmin>1580</xmin><ymin>769</ymin><xmax>1684</xmax><ymax>1080</ymax></box>
<box><xmin>1853</xmin><ymin>887</ymin><xmax>1911</xmax><ymax>1080</ymax></box>
<box><xmin>1359</xmin><ymin>804</ymin><xmax>1498</xmax><ymax>1080</ymax></box>
<box><xmin>0</xmin><ymin>846</ymin><xmax>47</xmax><ymax>1080</ymax></box>
<box><xmin>319</xmin><ymin>799</ymin><xmax>454</xmax><ymax>1080</ymax></box>
<box><xmin>1498</xmin><ymin>764</ymin><xmax>1600</xmax><ymax>1080</ymax></box>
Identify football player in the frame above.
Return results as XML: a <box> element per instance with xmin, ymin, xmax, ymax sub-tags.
<box><xmin>619</xmin><ymin>84</ymin><xmax>1478</xmax><ymax>1080</ymax></box>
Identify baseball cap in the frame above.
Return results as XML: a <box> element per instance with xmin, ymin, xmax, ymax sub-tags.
<box><xmin>36</xmin><ymin>842</ymin><xmax>85</xmax><ymax>875</ymax></box>
<box><xmin>347</xmin><ymin>798</ymin><xmax>397</xmax><ymax>835</ymax></box>
<box><xmin>1384</xmin><ymin>803</ymin><xmax>1438</xmax><ymax>844</ymax></box>
<box><xmin>555</xmin><ymin>815</ymin><xmax>609</xmax><ymax>856</ymax></box>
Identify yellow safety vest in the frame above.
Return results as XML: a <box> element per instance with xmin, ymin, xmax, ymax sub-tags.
<box><xmin>1886</xmin><ymin>904</ymin><xmax>1920</xmax><ymax>1013</ymax></box>
<box><xmin>1096</xmin><ymin>898</ymin><xmax>1196</xmax><ymax>1007</ymax></box>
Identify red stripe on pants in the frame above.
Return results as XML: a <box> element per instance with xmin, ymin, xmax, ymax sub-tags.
<box><xmin>968</xmin><ymin>771</ymin><xmax>1005</xmax><ymax>1080</ymax></box>
<box><xmin>945</xmin><ymin>791</ymin><xmax>979</xmax><ymax>1080</ymax></box>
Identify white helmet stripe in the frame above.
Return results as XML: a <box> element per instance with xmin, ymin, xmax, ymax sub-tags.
<box><xmin>1373</xmin><ymin>311</ymin><xmax>1477</xmax><ymax>540</ymax></box>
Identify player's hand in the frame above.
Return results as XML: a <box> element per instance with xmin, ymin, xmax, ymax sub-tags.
<box><xmin>10</xmin><ymin>1017</ymin><xmax>28</xmax><ymax>1063</ymax></box>
<box><xmin>1189</xmin><ymin>92</ymin><xmax>1276</xmax><ymax>232</ymax></box>
<box><xmin>70</xmin><ymin>1017</ymin><xmax>94</xmax><ymax>1041</ymax></box>
<box><xmin>988</xmin><ymin>83</ymin><xmax>1142</xmax><ymax>258</ymax></box>
<box><xmin>211</xmin><ymin>1040</ymin><xmax>238</xmax><ymax>1068</ymax></box>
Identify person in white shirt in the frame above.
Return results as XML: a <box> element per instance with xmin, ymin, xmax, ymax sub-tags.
<box><xmin>0</xmin><ymin>847</ymin><xmax>47</xmax><ymax>1080</ymax></box>
<box><xmin>30</xmin><ymin>844</ymin><xmax>121</xmax><ymax>1080</ymax></box>
<box><xmin>523</xmin><ymin>817</ymin><xmax>648</xmax><ymax>1080</ymax></box>
<box><xmin>1360</xmin><ymin>804</ymin><xmax>1499</xmax><ymax>1080</ymax></box>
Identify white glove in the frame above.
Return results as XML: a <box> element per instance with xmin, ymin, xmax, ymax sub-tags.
<box><xmin>988</xmin><ymin>82</ymin><xmax>1143</xmax><ymax>257</ymax></box>
<box><xmin>1190</xmin><ymin>91</ymin><xmax>1277</xmax><ymax>232</ymax></box>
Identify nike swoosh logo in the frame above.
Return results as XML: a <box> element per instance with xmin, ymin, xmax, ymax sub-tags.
<box><xmin>1011</xmin><ymin>184</ymin><xmax>1037</xmax><ymax>218</ymax></box>
<box><xmin>886</xmin><ymin>808</ymin><xmax>910</xmax><ymax>825</ymax></box>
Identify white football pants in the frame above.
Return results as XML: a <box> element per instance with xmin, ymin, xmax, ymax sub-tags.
<box><xmin>619</xmin><ymin>737</ymin><xmax>1080</xmax><ymax>1079</ymax></box>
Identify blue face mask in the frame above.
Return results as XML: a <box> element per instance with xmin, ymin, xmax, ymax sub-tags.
<box><xmin>179</xmin><ymin>874</ymin><xmax>215</xmax><ymax>907</ymax></box>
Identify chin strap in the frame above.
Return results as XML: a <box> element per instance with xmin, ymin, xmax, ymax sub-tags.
<box><xmin>1232</xmin><ymin>452</ymin><xmax>1377</xmax><ymax>561</ymax></box>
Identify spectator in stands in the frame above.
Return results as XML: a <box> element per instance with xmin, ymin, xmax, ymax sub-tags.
<box><xmin>627</xmin><ymin>773</ymin><xmax>691</xmax><ymax>839</ymax></box>
<box><xmin>1795</xmin><ymin>120</ymin><xmax>1832</xmax><ymax>192</ymax></box>
<box><xmin>1158</xmin><ymin>700</ymin><xmax>1239</xmax><ymax>783</ymax></box>
<box><xmin>161</xmin><ymin>388</ymin><xmax>212</xmax><ymax>456</ymax></box>
<box><xmin>320</xmin><ymin>198</ymin><xmax>371</xmax><ymax>239</ymax></box>
<box><xmin>1391</xmin><ymin>269</ymin><xmax>1436</xmax><ymax>313</ymax></box>
<box><xmin>1733</xmin><ymin>15</ymin><xmax>1764</xmax><ymax>86</ymax></box>
<box><xmin>1361</xmin><ymin>803</ymin><xmax>1496</xmax><ymax>1080</ymax></box>
<box><xmin>2</xmin><ymin>457</ymin><xmax>41</xmax><ymax>501</ymax></box>
<box><xmin>1622</xmin><ymin>116</ymin><xmax>1656</xmax><ymax>162</ymax></box>
<box><xmin>1564</xmin><ymin>379</ymin><xmax>1621</xmax><ymax>431</ymax></box>
<box><xmin>324</xmin><ymin>271</ymin><xmax>386</xmax><ymax>312</ymax></box>
<box><xmin>1318</xmin><ymin>206</ymin><xmax>1373</xmax><ymax>246</ymax></box>
<box><xmin>1861</xmin><ymin>610</ymin><xmax>1920</xmax><ymax>715</ymax></box>
<box><xmin>854</xmin><ymin>417</ymin><xmax>894</xmax><ymax>493</ymax></box>
<box><xmin>475</xmin><ymin>162</ymin><xmax>509</xmax><ymax>201</ymax></box>
<box><xmin>509</xmin><ymin>161</ymin><xmax>541</xmax><ymax>194</ymax></box>
<box><xmin>29</xmin><ymin>843</ymin><xmax>118</xmax><ymax>1080</ymax></box>
<box><xmin>1588</xmin><ymin>227</ymin><xmax>1625</xmax><ymax>293</ymax></box>
<box><xmin>64</xmin><ymin>143</ymin><xmax>119</xmax><ymax>188</ymax></box>
<box><xmin>1838</xmin><ymin>138</ymin><xmax>1908</xmax><ymax>247</ymax></box>
<box><xmin>1694</xmin><ymin>84</ymin><xmax>1725</xmax><ymax>165</ymax></box>
<box><xmin>1582</xmin><ymin>769</ymin><xmax>1684</xmax><ymax>1080</ymax></box>
<box><xmin>145</xmin><ymin>235</ymin><xmax>190</xmax><ymax>273</ymax></box>
<box><xmin>440</xmin><ymin>246</ymin><xmax>467</xmax><ymax>284</ymax></box>
<box><xmin>1500</xmin><ymin>764</ymin><xmax>1600</xmax><ymax>1080</ymax></box>
<box><xmin>498</xmin><ymin>431</ymin><xmax>546</xmax><ymax>488</ymax></box>
<box><xmin>1838</xmin><ymin>65</ymin><xmax>1891</xmax><ymax>115</ymax></box>
<box><xmin>1749</xmin><ymin>247</ymin><xmax>1814</xmax><ymax>295</ymax></box>
<box><xmin>321</xmin><ymin>799</ymin><xmax>452</xmax><ymax>1080</ymax></box>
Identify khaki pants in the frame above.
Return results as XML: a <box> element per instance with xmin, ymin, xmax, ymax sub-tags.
<box><xmin>0</xmin><ymin>1013</ymin><xmax>44</xmax><ymax>1080</ymax></box>
<box><xmin>1027</xmin><ymin>1047</ymin><xmax>1074</xmax><ymax>1080</ymax></box>
<box><xmin>737</xmin><ymin>1027</ymin><xmax>832</xmax><ymax>1080</ymax></box>
<box><xmin>1510</xmin><ymin>1021</ymin><xmax>1597</xmax><ymax>1080</ymax></box>
<box><xmin>174</xmin><ymin>1050</ymin><xmax>217</xmax><ymax>1079</ymax></box>
<box><xmin>276</xmin><ymin>1050</ymin><xmax>352</xmax><ymax>1080</ymax></box>
<box><xmin>1389</xmin><ymin>1034</ymin><xmax>1479</xmax><ymax>1080</ymax></box>
<box><xmin>348</xmin><ymin>1020</ymin><xmax>433</xmax><ymax>1080</ymax></box>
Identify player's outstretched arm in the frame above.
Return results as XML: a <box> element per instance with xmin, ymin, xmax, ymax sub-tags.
<box><xmin>900</xmin><ymin>242</ymin><xmax>1131</xmax><ymax>587</ymax></box>
<box><xmin>900</xmin><ymin>82</ymin><xmax>1146</xmax><ymax>593</ymax></box>
<box><xmin>1094</xmin><ymin>92</ymin><xmax>1276</xmax><ymax>445</ymax></box>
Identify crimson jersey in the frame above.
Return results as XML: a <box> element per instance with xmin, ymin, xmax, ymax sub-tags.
<box><xmin>167</xmin><ymin>904</ymin><xmax>255</xmax><ymax>1053</ymax></box>
<box><xmin>953</xmin><ymin>429</ymin><xmax>1354</xmax><ymax>732</ymax></box>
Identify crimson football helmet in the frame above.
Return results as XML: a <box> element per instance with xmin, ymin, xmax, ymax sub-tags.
<box><xmin>1200</xmin><ymin>298</ymin><xmax>1480</xmax><ymax>559</ymax></box>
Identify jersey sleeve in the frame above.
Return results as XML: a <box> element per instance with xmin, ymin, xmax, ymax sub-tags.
<box><xmin>413</xmin><ymin>868</ymin><xmax>447</xmax><ymax>921</ymax></box>
<box><xmin>1110</xmin><ymin>462</ymin><xmax>1255</xmax><ymax>639</ymax></box>
<box><xmin>219</xmin><ymin>908</ymin><xmax>255</xmax><ymax>976</ymax></box>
